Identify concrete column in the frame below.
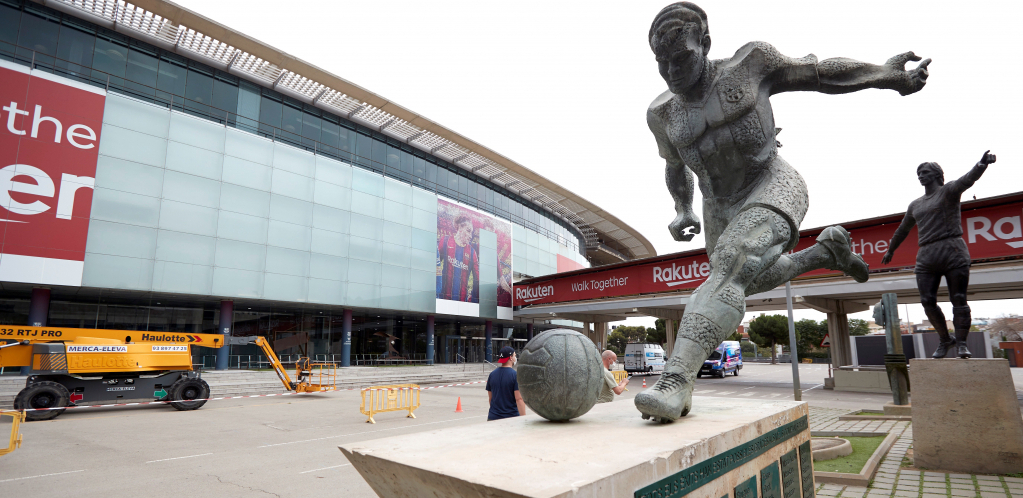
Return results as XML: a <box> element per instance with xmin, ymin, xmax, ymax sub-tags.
<box><xmin>526</xmin><ymin>323</ymin><xmax>534</xmax><ymax>341</ymax></box>
<box><xmin>215</xmin><ymin>300</ymin><xmax>233</xmax><ymax>370</ymax></box>
<box><xmin>341</xmin><ymin>309</ymin><xmax>352</xmax><ymax>367</ymax></box>
<box><xmin>426</xmin><ymin>315</ymin><xmax>435</xmax><ymax>365</ymax></box>
<box><xmin>664</xmin><ymin>319</ymin><xmax>675</xmax><ymax>357</ymax></box>
<box><xmin>484</xmin><ymin>320</ymin><xmax>493</xmax><ymax>363</ymax></box>
<box><xmin>25</xmin><ymin>288</ymin><xmax>50</xmax><ymax>374</ymax></box>
<box><xmin>583</xmin><ymin>322</ymin><xmax>591</xmax><ymax>344</ymax></box>
<box><xmin>827</xmin><ymin>307</ymin><xmax>853</xmax><ymax>368</ymax></box>
<box><xmin>28</xmin><ymin>288</ymin><xmax>50</xmax><ymax>326</ymax></box>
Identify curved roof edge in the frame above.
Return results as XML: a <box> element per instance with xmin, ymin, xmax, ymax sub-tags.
<box><xmin>45</xmin><ymin>0</ymin><xmax>655</xmax><ymax>260</ymax></box>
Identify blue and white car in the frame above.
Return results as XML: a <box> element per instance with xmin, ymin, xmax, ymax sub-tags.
<box><xmin>699</xmin><ymin>341</ymin><xmax>743</xmax><ymax>378</ymax></box>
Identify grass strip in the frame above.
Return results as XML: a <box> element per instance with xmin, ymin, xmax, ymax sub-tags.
<box><xmin>813</xmin><ymin>436</ymin><xmax>887</xmax><ymax>474</ymax></box>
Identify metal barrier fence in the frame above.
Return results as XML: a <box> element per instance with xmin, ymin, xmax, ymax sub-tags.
<box><xmin>359</xmin><ymin>384</ymin><xmax>421</xmax><ymax>424</ymax></box>
<box><xmin>0</xmin><ymin>410</ymin><xmax>26</xmax><ymax>457</ymax></box>
<box><xmin>191</xmin><ymin>354</ymin><xmax>433</xmax><ymax>369</ymax></box>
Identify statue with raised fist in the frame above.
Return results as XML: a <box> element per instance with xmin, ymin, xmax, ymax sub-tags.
<box><xmin>881</xmin><ymin>151</ymin><xmax>996</xmax><ymax>359</ymax></box>
<box><xmin>636</xmin><ymin>1</ymin><xmax>931</xmax><ymax>423</ymax></box>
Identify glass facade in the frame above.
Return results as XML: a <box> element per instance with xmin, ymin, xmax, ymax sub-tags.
<box><xmin>0</xmin><ymin>0</ymin><xmax>588</xmax><ymax>257</ymax></box>
<box><xmin>0</xmin><ymin>0</ymin><xmax>592</xmax><ymax>364</ymax></box>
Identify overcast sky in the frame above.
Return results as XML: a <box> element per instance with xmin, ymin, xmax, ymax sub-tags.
<box><xmin>176</xmin><ymin>0</ymin><xmax>1022</xmax><ymax>327</ymax></box>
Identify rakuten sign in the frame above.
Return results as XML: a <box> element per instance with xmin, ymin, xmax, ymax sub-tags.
<box><xmin>514</xmin><ymin>195</ymin><xmax>1023</xmax><ymax>306</ymax></box>
<box><xmin>0</xmin><ymin>61</ymin><xmax>104</xmax><ymax>286</ymax></box>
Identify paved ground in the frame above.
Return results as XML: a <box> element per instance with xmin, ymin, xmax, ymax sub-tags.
<box><xmin>0</xmin><ymin>363</ymin><xmax>1019</xmax><ymax>497</ymax></box>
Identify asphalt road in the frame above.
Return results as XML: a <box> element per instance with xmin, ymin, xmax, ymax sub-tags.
<box><xmin>0</xmin><ymin>363</ymin><xmax>1013</xmax><ymax>497</ymax></box>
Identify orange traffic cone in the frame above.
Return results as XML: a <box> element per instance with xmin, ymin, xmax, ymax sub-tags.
<box><xmin>455</xmin><ymin>397</ymin><xmax>464</xmax><ymax>413</ymax></box>
<box><xmin>642</xmin><ymin>377</ymin><xmax>647</xmax><ymax>388</ymax></box>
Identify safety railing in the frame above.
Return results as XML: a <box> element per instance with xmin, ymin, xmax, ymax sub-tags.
<box><xmin>359</xmin><ymin>384</ymin><xmax>421</xmax><ymax>424</ymax></box>
<box><xmin>611</xmin><ymin>370</ymin><xmax>630</xmax><ymax>384</ymax></box>
<box><xmin>296</xmin><ymin>358</ymin><xmax>337</xmax><ymax>392</ymax></box>
<box><xmin>0</xmin><ymin>410</ymin><xmax>26</xmax><ymax>457</ymax></box>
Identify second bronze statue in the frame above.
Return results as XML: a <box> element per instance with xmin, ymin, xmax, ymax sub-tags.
<box><xmin>881</xmin><ymin>151</ymin><xmax>997</xmax><ymax>358</ymax></box>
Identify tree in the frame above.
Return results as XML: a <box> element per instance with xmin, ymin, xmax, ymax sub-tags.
<box><xmin>849</xmin><ymin>318</ymin><xmax>870</xmax><ymax>336</ymax></box>
<box><xmin>607</xmin><ymin>326</ymin><xmax>649</xmax><ymax>355</ymax></box>
<box><xmin>747</xmin><ymin>314</ymin><xmax>789</xmax><ymax>364</ymax></box>
<box><xmin>795</xmin><ymin>319</ymin><xmax>827</xmax><ymax>356</ymax></box>
<box><xmin>989</xmin><ymin>315</ymin><xmax>1023</xmax><ymax>342</ymax></box>
<box><xmin>647</xmin><ymin>319</ymin><xmax>667</xmax><ymax>346</ymax></box>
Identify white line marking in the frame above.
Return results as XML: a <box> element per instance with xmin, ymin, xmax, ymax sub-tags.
<box><xmin>738</xmin><ymin>393</ymin><xmax>754</xmax><ymax>397</ymax></box>
<box><xmin>801</xmin><ymin>383</ymin><xmax>824</xmax><ymax>393</ymax></box>
<box><xmin>716</xmin><ymin>392</ymin><xmax>735</xmax><ymax>395</ymax></box>
<box><xmin>258</xmin><ymin>416</ymin><xmax>481</xmax><ymax>448</ymax></box>
<box><xmin>299</xmin><ymin>464</ymin><xmax>352</xmax><ymax>474</ymax></box>
<box><xmin>699</xmin><ymin>390</ymin><xmax>716</xmax><ymax>394</ymax></box>
<box><xmin>145</xmin><ymin>452</ymin><xmax>213</xmax><ymax>464</ymax></box>
<box><xmin>0</xmin><ymin>469</ymin><xmax>85</xmax><ymax>483</ymax></box>
<box><xmin>767</xmin><ymin>393</ymin><xmax>781</xmax><ymax>398</ymax></box>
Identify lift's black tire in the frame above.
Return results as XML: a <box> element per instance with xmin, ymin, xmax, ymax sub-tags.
<box><xmin>14</xmin><ymin>381</ymin><xmax>70</xmax><ymax>421</ymax></box>
<box><xmin>168</xmin><ymin>378</ymin><xmax>210</xmax><ymax>411</ymax></box>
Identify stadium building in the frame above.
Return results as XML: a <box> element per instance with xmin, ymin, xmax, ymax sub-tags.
<box><xmin>0</xmin><ymin>0</ymin><xmax>654</xmax><ymax>367</ymax></box>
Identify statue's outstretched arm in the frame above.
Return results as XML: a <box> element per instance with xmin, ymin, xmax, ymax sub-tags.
<box><xmin>648</xmin><ymin>110</ymin><xmax>700</xmax><ymax>242</ymax></box>
<box><xmin>882</xmin><ymin>209</ymin><xmax>916</xmax><ymax>265</ymax></box>
<box><xmin>817</xmin><ymin>52</ymin><xmax>931</xmax><ymax>96</ymax></box>
<box><xmin>949</xmin><ymin>150</ymin><xmax>996</xmax><ymax>195</ymax></box>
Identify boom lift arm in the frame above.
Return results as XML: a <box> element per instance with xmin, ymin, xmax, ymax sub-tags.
<box><xmin>230</xmin><ymin>336</ymin><xmax>336</xmax><ymax>393</ymax></box>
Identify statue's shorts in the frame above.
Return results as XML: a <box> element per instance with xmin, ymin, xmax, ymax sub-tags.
<box><xmin>914</xmin><ymin>236</ymin><xmax>971</xmax><ymax>274</ymax></box>
<box><xmin>702</xmin><ymin>155</ymin><xmax>809</xmax><ymax>255</ymax></box>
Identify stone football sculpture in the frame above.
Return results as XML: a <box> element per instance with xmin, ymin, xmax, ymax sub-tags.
<box><xmin>517</xmin><ymin>329</ymin><xmax>603</xmax><ymax>421</ymax></box>
<box><xmin>637</xmin><ymin>2</ymin><xmax>931</xmax><ymax>423</ymax></box>
<box><xmin>880</xmin><ymin>151</ymin><xmax>996</xmax><ymax>358</ymax></box>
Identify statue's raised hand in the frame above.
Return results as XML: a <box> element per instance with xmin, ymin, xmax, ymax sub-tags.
<box><xmin>885</xmin><ymin>51</ymin><xmax>931</xmax><ymax>96</ymax></box>
<box><xmin>978</xmin><ymin>150</ymin><xmax>997</xmax><ymax>166</ymax></box>
<box><xmin>669</xmin><ymin>210</ymin><xmax>701</xmax><ymax>242</ymax></box>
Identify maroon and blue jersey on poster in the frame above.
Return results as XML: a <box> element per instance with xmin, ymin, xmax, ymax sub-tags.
<box><xmin>437</xmin><ymin>235</ymin><xmax>479</xmax><ymax>302</ymax></box>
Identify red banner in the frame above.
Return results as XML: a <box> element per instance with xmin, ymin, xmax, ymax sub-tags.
<box><xmin>0</xmin><ymin>62</ymin><xmax>104</xmax><ymax>286</ymax></box>
<box><xmin>514</xmin><ymin>198</ymin><xmax>1023</xmax><ymax>306</ymax></box>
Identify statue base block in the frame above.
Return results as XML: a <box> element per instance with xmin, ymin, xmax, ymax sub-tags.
<box><xmin>910</xmin><ymin>358</ymin><xmax>1023</xmax><ymax>474</ymax></box>
<box><xmin>340</xmin><ymin>397</ymin><xmax>814</xmax><ymax>498</ymax></box>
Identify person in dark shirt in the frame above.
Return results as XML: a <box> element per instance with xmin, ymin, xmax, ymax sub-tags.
<box><xmin>485</xmin><ymin>346</ymin><xmax>526</xmax><ymax>421</ymax></box>
<box><xmin>882</xmin><ymin>150</ymin><xmax>996</xmax><ymax>358</ymax></box>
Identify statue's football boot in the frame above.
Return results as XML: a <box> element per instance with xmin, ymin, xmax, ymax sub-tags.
<box><xmin>635</xmin><ymin>359</ymin><xmax>694</xmax><ymax>423</ymax></box>
<box><xmin>931</xmin><ymin>338</ymin><xmax>955</xmax><ymax>358</ymax></box>
<box><xmin>817</xmin><ymin>226</ymin><xmax>869</xmax><ymax>283</ymax></box>
<box><xmin>954</xmin><ymin>328</ymin><xmax>972</xmax><ymax>358</ymax></box>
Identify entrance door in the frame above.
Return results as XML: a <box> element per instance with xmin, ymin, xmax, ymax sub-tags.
<box><xmin>444</xmin><ymin>335</ymin><xmax>463</xmax><ymax>364</ymax></box>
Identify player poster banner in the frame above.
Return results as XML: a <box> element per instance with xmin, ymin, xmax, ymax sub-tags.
<box><xmin>436</xmin><ymin>198</ymin><xmax>512</xmax><ymax>317</ymax></box>
<box><xmin>0</xmin><ymin>60</ymin><xmax>104</xmax><ymax>286</ymax></box>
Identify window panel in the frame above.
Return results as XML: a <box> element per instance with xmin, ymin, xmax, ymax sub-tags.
<box><xmin>264</xmin><ymin>245</ymin><xmax>309</xmax><ymax>277</ymax></box>
<box><xmin>262</xmin><ymin>273</ymin><xmax>307</xmax><ymax>302</ymax></box>
<box><xmin>156</xmin><ymin>58</ymin><xmax>186</xmax><ymax>98</ymax></box>
<box><xmin>211</xmin><ymin>267</ymin><xmax>263</xmax><ymax>298</ymax></box>
<box><xmin>309</xmin><ymin>253</ymin><xmax>346</xmax><ymax>281</ymax></box>
<box><xmin>311</xmin><ymin>229</ymin><xmax>348</xmax><ymax>257</ymax></box>
<box><xmin>99</xmin><ymin>124</ymin><xmax>167</xmax><ymax>167</ymax></box>
<box><xmin>0</xmin><ymin>3</ymin><xmax>21</xmax><ymax>52</ymax></box>
<box><xmin>313</xmin><ymin>180</ymin><xmax>350</xmax><ymax>210</ymax></box>
<box><xmin>55</xmin><ymin>23</ymin><xmax>94</xmax><ymax>77</ymax></box>
<box><xmin>267</xmin><ymin>220</ymin><xmax>312</xmax><ymax>251</ymax></box>
<box><xmin>235</xmin><ymin>81</ymin><xmax>260</xmax><ymax>132</ymax></box>
<box><xmin>211</xmin><ymin>77</ymin><xmax>238</xmax><ymax>125</ymax></box>
<box><xmin>90</xmin><ymin>187</ymin><xmax>161</xmax><ymax>227</ymax></box>
<box><xmin>273</xmin><ymin>142</ymin><xmax>316</xmax><ymax>178</ymax></box>
<box><xmin>281</xmin><ymin>101</ymin><xmax>302</xmax><ymax>138</ymax></box>
<box><xmin>409</xmin><ymin>249</ymin><xmax>433</xmax><ymax>273</ymax></box>
<box><xmin>91</xmin><ymin>36</ymin><xmax>127</xmax><ymax>79</ymax></box>
<box><xmin>217</xmin><ymin>210</ymin><xmax>268</xmax><ymax>244</ymax></box>
<box><xmin>410</xmin><ymin>228</ymin><xmax>435</xmax><ymax>252</ymax></box>
<box><xmin>225</xmin><ymin>127</ymin><xmax>273</xmax><ymax>165</ymax></box>
<box><xmin>381</xmin><ymin>264</ymin><xmax>410</xmax><ymax>289</ymax></box>
<box><xmin>154</xmin><ymin>229</ymin><xmax>216</xmax><ymax>266</ymax></box>
<box><xmin>104</xmin><ymin>93</ymin><xmax>170</xmax><ymax>138</ymax></box>
<box><xmin>384</xmin><ymin>178</ymin><xmax>412</xmax><ymax>206</ymax></box>
<box><xmin>350</xmin><ymin>191</ymin><xmax>383</xmax><ymax>219</ymax></box>
<box><xmin>165</xmin><ymin>141</ymin><xmax>223</xmax><ymax>180</ymax></box>
<box><xmin>382</xmin><ymin>221</ymin><xmax>412</xmax><ymax>247</ymax></box>
<box><xmin>81</xmin><ymin>253</ymin><xmax>154</xmax><ymax>291</ymax></box>
<box><xmin>349</xmin><ymin>213</ymin><xmax>383</xmax><ymax>241</ymax></box>
<box><xmin>312</xmin><ymin>204</ymin><xmax>349</xmax><ymax>234</ymax></box>
<box><xmin>347</xmin><ymin>260</ymin><xmax>381</xmax><ymax>285</ymax></box>
<box><xmin>411</xmin><ymin>187</ymin><xmax>436</xmax><ymax>213</ymax></box>
<box><xmin>169</xmin><ymin>111</ymin><xmax>226</xmax><ymax>153</ymax></box>
<box><xmin>308</xmin><ymin>278</ymin><xmax>344</xmax><ymax>305</ymax></box>
<box><xmin>269</xmin><ymin>194</ymin><xmax>313</xmax><ymax>226</ymax></box>
<box><xmin>184</xmin><ymin>68</ymin><xmax>214</xmax><ymax>116</ymax></box>
<box><xmin>222</xmin><ymin>155</ymin><xmax>271</xmax><ymax>191</ymax></box>
<box><xmin>347</xmin><ymin>236</ymin><xmax>382</xmax><ymax>263</ymax></box>
<box><xmin>162</xmin><ymin>170</ymin><xmax>221</xmax><ymax>208</ymax></box>
<box><xmin>257</xmin><ymin>94</ymin><xmax>282</xmax><ymax>137</ymax></box>
<box><xmin>17</xmin><ymin>11</ymin><xmax>59</xmax><ymax>60</ymax></box>
<box><xmin>159</xmin><ymin>199</ymin><xmax>218</xmax><ymax>237</ymax></box>
<box><xmin>270</xmin><ymin>168</ymin><xmax>314</xmax><ymax>200</ymax></box>
<box><xmin>126</xmin><ymin>46</ymin><xmax>161</xmax><ymax>99</ymax></box>
<box><xmin>85</xmin><ymin>220</ymin><xmax>157</xmax><ymax>259</ymax></box>
<box><xmin>94</xmin><ymin>155</ymin><xmax>164</xmax><ymax>197</ymax></box>
<box><xmin>314</xmin><ymin>155</ymin><xmax>352</xmax><ymax>187</ymax></box>
<box><xmin>383</xmin><ymin>199</ymin><xmax>412</xmax><ymax>226</ymax></box>
<box><xmin>220</xmin><ymin>183</ymin><xmax>270</xmax><ymax>217</ymax></box>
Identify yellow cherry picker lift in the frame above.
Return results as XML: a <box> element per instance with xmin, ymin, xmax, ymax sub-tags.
<box><xmin>0</xmin><ymin>325</ymin><xmax>335</xmax><ymax>422</ymax></box>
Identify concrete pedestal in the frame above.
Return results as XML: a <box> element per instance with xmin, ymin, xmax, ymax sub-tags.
<box><xmin>340</xmin><ymin>397</ymin><xmax>814</xmax><ymax>498</ymax></box>
<box><xmin>910</xmin><ymin>359</ymin><xmax>1023</xmax><ymax>474</ymax></box>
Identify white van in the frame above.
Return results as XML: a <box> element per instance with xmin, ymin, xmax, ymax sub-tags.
<box><xmin>623</xmin><ymin>343</ymin><xmax>666</xmax><ymax>373</ymax></box>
